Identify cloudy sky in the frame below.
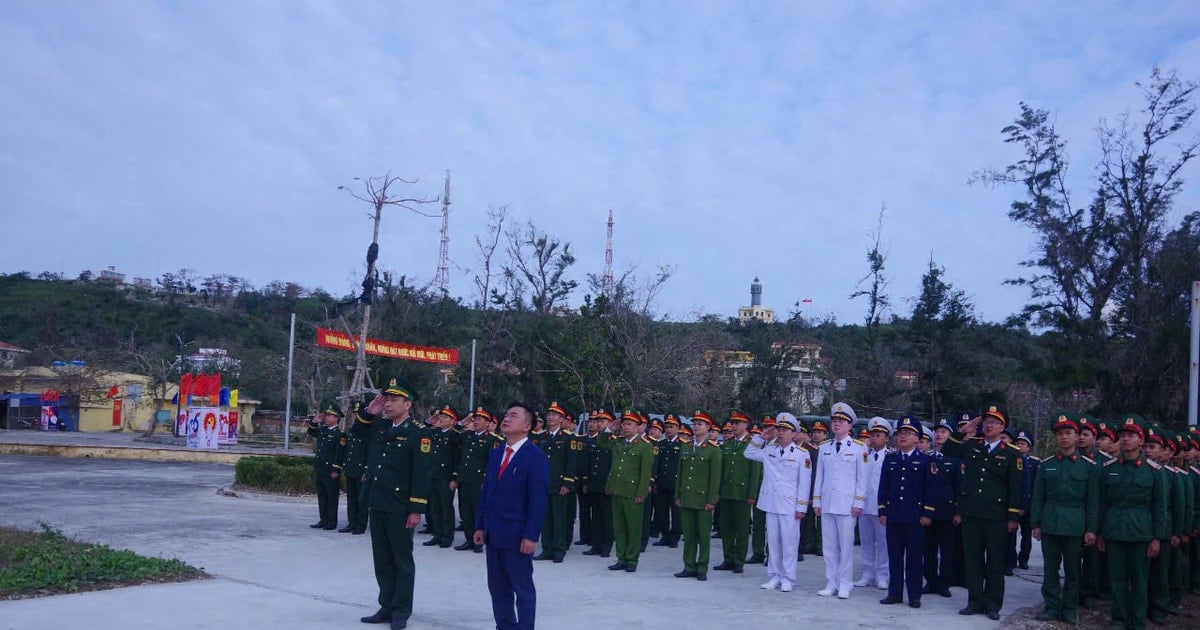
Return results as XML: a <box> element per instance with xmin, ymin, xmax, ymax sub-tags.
<box><xmin>3</xmin><ymin>1</ymin><xmax>1198</xmax><ymax>324</ymax></box>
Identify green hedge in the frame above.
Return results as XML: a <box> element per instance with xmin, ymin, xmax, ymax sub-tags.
<box><xmin>234</xmin><ymin>455</ymin><xmax>316</xmax><ymax>495</ymax></box>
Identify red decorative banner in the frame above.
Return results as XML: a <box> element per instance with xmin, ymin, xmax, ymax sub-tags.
<box><xmin>315</xmin><ymin>327</ymin><xmax>459</xmax><ymax>365</ymax></box>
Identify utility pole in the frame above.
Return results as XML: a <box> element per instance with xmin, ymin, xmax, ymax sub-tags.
<box><xmin>435</xmin><ymin>170</ymin><xmax>451</xmax><ymax>295</ymax></box>
<box><xmin>1189</xmin><ymin>281</ymin><xmax>1199</xmax><ymax>427</ymax></box>
<box><xmin>602</xmin><ymin>210</ymin><xmax>614</xmax><ymax>297</ymax></box>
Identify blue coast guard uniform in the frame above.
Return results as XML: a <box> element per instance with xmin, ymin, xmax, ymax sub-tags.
<box><xmin>924</xmin><ymin>418</ymin><xmax>960</xmax><ymax>596</ymax></box>
<box><xmin>877</xmin><ymin>415</ymin><xmax>938</xmax><ymax>607</ymax></box>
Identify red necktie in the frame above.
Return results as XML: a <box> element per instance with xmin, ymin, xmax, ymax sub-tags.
<box><xmin>498</xmin><ymin>446</ymin><xmax>514</xmax><ymax>478</ymax></box>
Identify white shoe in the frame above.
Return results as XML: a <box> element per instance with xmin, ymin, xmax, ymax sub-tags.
<box><xmin>853</xmin><ymin>578</ymin><xmax>871</xmax><ymax>587</ymax></box>
<box><xmin>817</xmin><ymin>588</ymin><xmax>835</xmax><ymax>597</ymax></box>
<box><xmin>837</xmin><ymin>589</ymin><xmax>851</xmax><ymax>599</ymax></box>
<box><xmin>781</xmin><ymin>582</ymin><xmax>794</xmax><ymax>593</ymax></box>
<box><xmin>761</xmin><ymin>578</ymin><xmax>781</xmax><ymax>590</ymax></box>
<box><xmin>877</xmin><ymin>581</ymin><xmax>889</xmax><ymax>590</ymax></box>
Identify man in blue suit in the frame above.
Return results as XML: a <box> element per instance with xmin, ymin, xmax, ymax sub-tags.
<box><xmin>474</xmin><ymin>403</ymin><xmax>550</xmax><ymax>630</ymax></box>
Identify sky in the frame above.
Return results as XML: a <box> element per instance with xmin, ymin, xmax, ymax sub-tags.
<box><xmin>2</xmin><ymin>1</ymin><xmax>1198</xmax><ymax>325</ymax></box>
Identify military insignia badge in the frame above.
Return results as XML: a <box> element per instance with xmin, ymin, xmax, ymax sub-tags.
<box><xmin>653</xmin><ymin>446</ymin><xmax>660</xmax><ymax>456</ymax></box>
<box><xmin>804</xmin><ymin>459</ymin><xmax>811</xmax><ymax>469</ymax></box>
<box><xmin>420</xmin><ymin>437</ymin><xmax>431</xmax><ymax>454</ymax></box>
<box><xmin>1016</xmin><ymin>457</ymin><xmax>1023</xmax><ymax>471</ymax></box>
<box><xmin>862</xmin><ymin>452</ymin><xmax>868</xmax><ymax>463</ymax></box>
<box><xmin>340</xmin><ymin>437</ymin><xmax>347</xmax><ymax>446</ymax></box>
<box><xmin>931</xmin><ymin>461</ymin><xmax>938</xmax><ymax>475</ymax></box>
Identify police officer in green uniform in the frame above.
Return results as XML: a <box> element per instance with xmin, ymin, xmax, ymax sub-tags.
<box><xmin>602</xmin><ymin>410</ymin><xmax>655</xmax><ymax>572</ymax></box>
<box><xmin>652</xmin><ymin>414</ymin><xmax>683</xmax><ymax>547</ymax></box>
<box><xmin>942</xmin><ymin>405</ymin><xmax>1023</xmax><ymax>621</ymax></box>
<box><xmin>307</xmin><ymin>397</ymin><xmax>344</xmax><ymax>530</ymax></box>
<box><xmin>422</xmin><ymin>405</ymin><xmax>460</xmax><ymax>548</ymax></box>
<box><xmin>455</xmin><ymin>408</ymin><xmax>501</xmax><ymax>552</ymax></box>
<box><xmin>1098</xmin><ymin>415</ymin><xmax>1167</xmax><ymax>630</ymax></box>
<box><xmin>359</xmin><ymin>378</ymin><xmax>431</xmax><ymax>630</ymax></box>
<box><xmin>714</xmin><ymin>410</ymin><xmax>761</xmax><ymax>574</ymax></box>
<box><xmin>1031</xmin><ymin>412</ymin><xmax>1099</xmax><ymax>624</ymax></box>
<box><xmin>673</xmin><ymin>411</ymin><xmax>722</xmax><ymax>581</ymax></box>
<box><xmin>641</xmin><ymin>416</ymin><xmax>663</xmax><ymax>551</ymax></box>
<box><xmin>533</xmin><ymin>402</ymin><xmax>581</xmax><ymax>563</ymax></box>
<box><xmin>340</xmin><ymin>401</ymin><xmax>373</xmax><ymax>534</ymax></box>
<box><xmin>581</xmin><ymin>409</ymin><xmax>615</xmax><ymax>557</ymax></box>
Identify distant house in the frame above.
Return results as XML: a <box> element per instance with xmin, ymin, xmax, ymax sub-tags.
<box><xmin>0</xmin><ymin>341</ymin><xmax>30</xmax><ymax>369</ymax></box>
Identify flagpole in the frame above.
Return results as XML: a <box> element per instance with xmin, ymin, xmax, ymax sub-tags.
<box><xmin>468</xmin><ymin>339</ymin><xmax>477</xmax><ymax>412</ymax></box>
<box><xmin>284</xmin><ymin>312</ymin><xmax>296</xmax><ymax>453</ymax></box>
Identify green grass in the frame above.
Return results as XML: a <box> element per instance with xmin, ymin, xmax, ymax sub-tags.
<box><xmin>234</xmin><ymin>455</ymin><xmax>316</xmax><ymax>495</ymax></box>
<box><xmin>0</xmin><ymin>524</ymin><xmax>205</xmax><ymax>600</ymax></box>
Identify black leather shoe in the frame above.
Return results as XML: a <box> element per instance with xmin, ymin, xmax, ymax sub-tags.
<box><xmin>607</xmin><ymin>562</ymin><xmax>626</xmax><ymax>570</ymax></box>
<box><xmin>909</xmin><ymin>601</ymin><xmax>921</xmax><ymax>609</ymax></box>
<box><xmin>959</xmin><ymin>607</ymin><xmax>980</xmax><ymax>616</ymax></box>
<box><xmin>454</xmin><ymin>542</ymin><xmax>474</xmax><ymax>551</ymax></box>
<box><xmin>361</xmin><ymin>611</ymin><xmax>391</xmax><ymax>624</ymax></box>
<box><xmin>422</xmin><ymin>539</ymin><xmax>439</xmax><ymax>546</ymax></box>
<box><xmin>438</xmin><ymin>543</ymin><xmax>452</xmax><ymax>548</ymax></box>
<box><xmin>732</xmin><ymin>565</ymin><xmax>744</xmax><ymax>574</ymax></box>
<box><xmin>390</xmin><ymin>618</ymin><xmax>407</xmax><ymax>630</ymax></box>
<box><xmin>338</xmin><ymin>525</ymin><xmax>354</xmax><ymax>533</ymax></box>
<box><xmin>668</xmin><ymin>541</ymin><xmax>678</xmax><ymax>548</ymax></box>
<box><xmin>986</xmin><ymin>611</ymin><xmax>1000</xmax><ymax>621</ymax></box>
<box><xmin>1018</xmin><ymin>561</ymin><xmax>1029</xmax><ymax>570</ymax></box>
<box><xmin>747</xmin><ymin>555</ymin><xmax>765</xmax><ymax>564</ymax></box>
<box><xmin>796</xmin><ymin>553</ymin><xmax>804</xmax><ymax>562</ymax></box>
<box><xmin>1003</xmin><ymin>569</ymin><xmax>1014</xmax><ymax>576</ymax></box>
<box><xmin>938</xmin><ymin>589</ymin><xmax>952</xmax><ymax>598</ymax></box>
<box><xmin>352</xmin><ymin>528</ymin><xmax>366</xmax><ymax>535</ymax></box>
<box><xmin>575</xmin><ymin>540</ymin><xmax>590</xmax><ymax>546</ymax></box>
<box><xmin>311</xmin><ymin>522</ymin><xmax>326</xmax><ymax>529</ymax></box>
<box><xmin>880</xmin><ymin>596</ymin><xmax>902</xmax><ymax>605</ymax></box>
<box><xmin>674</xmin><ymin>570</ymin><xmax>697</xmax><ymax>578</ymax></box>
<box><xmin>696</xmin><ymin>573</ymin><xmax>707</xmax><ymax>581</ymax></box>
<box><xmin>653</xmin><ymin>540</ymin><xmax>671</xmax><ymax>546</ymax></box>
<box><xmin>712</xmin><ymin>562</ymin><xmax>733</xmax><ymax>571</ymax></box>
<box><xmin>533</xmin><ymin>553</ymin><xmax>552</xmax><ymax>561</ymax></box>
<box><xmin>473</xmin><ymin>545</ymin><xmax>483</xmax><ymax>553</ymax></box>
<box><xmin>581</xmin><ymin>548</ymin><xmax>599</xmax><ymax>556</ymax></box>
<box><xmin>624</xmin><ymin>564</ymin><xmax>637</xmax><ymax>572</ymax></box>
<box><xmin>322</xmin><ymin>524</ymin><xmax>337</xmax><ymax>530</ymax></box>
<box><xmin>598</xmin><ymin>550</ymin><xmax>610</xmax><ymax>557</ymax></box>
<box><xmin>552</xmin><ymin>556</ymin><xmax>564</xmax><ymax>563</ymax></box>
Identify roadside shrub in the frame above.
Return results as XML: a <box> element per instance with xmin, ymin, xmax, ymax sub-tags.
<box><xmin>234</xmin><ymin>455</ymin><xmax>315</xmax><ymax>495</ymax></box>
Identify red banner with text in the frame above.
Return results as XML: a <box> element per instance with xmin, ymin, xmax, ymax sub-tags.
<box><xmin>315</xmin><ymin>327</ymin><xmax>459</xmax><ymax>365</ymax></box>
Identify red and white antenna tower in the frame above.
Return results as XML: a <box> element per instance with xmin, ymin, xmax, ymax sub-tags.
<box><xmin>602</xmin><ymin>209</ymin><xmax>614</xmax><ymax>296</ymax></box>
<box><xmin>434</xmin><ymin>169</ymin><xmax>451</xmax><ymax>294</ymax></box>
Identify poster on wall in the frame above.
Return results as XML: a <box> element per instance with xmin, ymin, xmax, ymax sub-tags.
<box><xmin>217</xmin><ymin>410</ymin><xmax>239</xmax><ymax>444</ymax></box>
<box><xmin>199</xmin><ymin>407</ymin><xmax>220</xmax><ymax>450</ymax></box>
<box><xmin>177</xmin><ymin>410</ymin><xmax>188</xmax><ymax>437</ymax></box>
<box><xmin>185</xmin><ymin>408</ymin><xmax>202</xmax><ymax>448</ymax></box>
<box><xmin>227</xmin><ymin>410</ymin><xmax>240</xmax><ymax>444</ymax></box>
<box><xmin>41</xmin><ymin>405</ymin><xmax>59</xmax><ymax>431</ymax></box>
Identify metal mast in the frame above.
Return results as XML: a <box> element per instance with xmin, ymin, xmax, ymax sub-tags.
<box><xmin>602</xmin><ymin>210</ymin><xmax>614</xmax><ymax>296</ymax></box>
<box><xmin>435</xmin><ymin>170</ymin><xmax>451</xmax><ymax>294</ymax></box>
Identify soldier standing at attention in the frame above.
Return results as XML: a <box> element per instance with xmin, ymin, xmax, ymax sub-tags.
<box><xmin>307</xmin><ymin>397</ymin><xmax>345</xmax><ymax>531</ymax></box>
<box><xmin>813</xmin><ymin>402</ymin><xmax>869</xmax><ymax>599</ymax></box>
<box><xmin>602</xmin><ymin>410</ymin><xmax>655</xmax><ymax>572</ymax></box>
<box><xmin>1008</xmin><ymin>430</ymin><xmax>1039</xmax><ymax>574</ymax></box>
<box><xmin>673</xmin><ymin>412</ymin><xmax>722</xmax><ymax>581</ymax></box>
<box><xmin>941</xmin><ymin>406</ymin><xmax>1023</xmax><ymax>621</ymax></box>
<box><xmin>581</xmin><ymin>410</ymin><xmax>615</xmax><ymax>558</ymax></box>
<box><xmin>714</xmin><ymin>411</ymin><xmax>761</xmax><ymax>574</ymax></box>
<box><xmin>653</xmin><ymin>415</ymin><xmax>683</xmax><ymax>548</ymax></box>
<box><xmin>1077</xmin><ymin>416</ymin><xmax>1108</xmax><ymax>606</ymax></box>
<box><xmin>1163</xmin><ymin>432</ymin><xmax>1192</xmax><ymax>615</ymax></box>
<box><xmin>533</xmin><ymin>402</ymin><xmax>580</xmax><ymax>563</ymax></box>
<box><xmin>340</xmin><ymin>401</ymin><xmax>373</xmax><ymax>535</ymax></box>
<box><xmin>804</xmin><ymin>420</ymin><xmax>828</xmax><ymax>557</ymax></box>
<box><xmin>743</xmin><ymin>413</ymin><xmax>810</xmax><ymax>592</ymax></box>
<box><xmin>423</xmin><ymin>406</ymin><xmax>460</xmax><ymax>549</ymax></box>
<box><xmin>923</xmin><ymin>418</ymin><xmax>959</xmax><ymax>597</ymax></box>
<box><xmin>747</xmin><ymin>416</ymin><xmax>776</xmax><ymax>566</ymax></box>
<box><xmin>359</xmin><ymin>377</ymin><xmax>430</xmax><ymax>630</ymax></box>
<box><xmin>877</xmin><ymin>415</ymin><xmax>937</xmax><ymax>608</ymax></box>
<box><xmin>1030</xmin><ymin>413</ymin><xmax>1098</xmax><ymax>624</ymax></box>
<box><xmin>456</xmin><ymin>408</ymin><xmax>502</xmax><ymax>552</ymax></box>
<box><xmin>856</xmin><ymin>417</ymin><xmax>892</xmax><ymax>591</ymax></box>
<box><xmin>1098</xmin><ymin>416</ymin><xmax>1167</xmax><ymax>630</ymax></box>
<box><xmin>1143</xmin><ymin>425</ymin><xmax>1181</xmax><ymax>625</ymax></box>
<box><xmin>561</xmin><ymin>412</ymin><xmax>583</xmax><ymax>553</ymax></box>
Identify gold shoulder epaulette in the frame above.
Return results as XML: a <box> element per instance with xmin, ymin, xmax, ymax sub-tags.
<box><xmin>355</xmin><ymin>413</ymin><xmax>373</xmax><ymax>424</ymax></box>
<box><xmin>707</xmin><ymin>439</ymin><xmax>720</xmax><ymax>446</ymax></box>
<box><xmin>490</xmin><ymin>432</ymin><xmax>503</xmax><ymax>440</ymax></box>
<box><xmin>1080</xmin><ymin>455</ymin><xmax>1095</xmax><ymax>465</ymax></box>
<box><xmin>852</xmin><ymin>439</ymin><xmax>866</xmax><ymax>446</ymax></box>
<box><xmin>1103</xmin><ymin>457</ymin><xmax>1119</xmax><ymax>467</ymax></box>
<box><xmin>819</xmin><ymin>439</ymin><xmax>832</xmax><ymax>446</ymax></box>
<box><xmin>1146</xmin><ymin>459</ymin><xmax>1162</xmax><ymax>470</ymax></box>
<box><xmin>1029</xmin><ymin>455</ymin><xmax>1042</xmax><ymax>463</ymax></box>
<box><xmin>1191</xmin><ymin>466</ymin><xmax>1200</xmax><ymax>474</ymax></box>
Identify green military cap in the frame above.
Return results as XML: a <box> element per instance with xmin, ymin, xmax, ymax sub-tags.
<box><xmin>319</xmin><ymin>395</ymin><xmax>344</xmax><ymax>418</ymax></box>
<box><xmin>1117</xmin><ymin>414</ymin><xmax>1146</xmax><ymax>438</ymax></box>
<box><xmin>381</xmin><ymin>376</ymin><xmax>416</xmax><ymax>400</ymax></box>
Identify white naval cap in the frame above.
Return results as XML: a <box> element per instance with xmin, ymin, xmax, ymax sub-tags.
<box><xmin>867</xmin><ymin>416</ymin><xmax>893</xmax><ymax>436</ymax></box>
<box><xmin>830</xmin><ymin>401</ymin><xmax>857</xmax><ymax>425</ymax></box>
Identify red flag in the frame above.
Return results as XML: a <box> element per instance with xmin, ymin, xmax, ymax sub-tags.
<box><xmin>180</xmin><ymin>373</ymin><xmax>193</xmax><ymax>399</ymax></box>
<box><xmin>105</xmin><ymin>385</ymin><xmax>119</xmax><ymax>399</ymax></box>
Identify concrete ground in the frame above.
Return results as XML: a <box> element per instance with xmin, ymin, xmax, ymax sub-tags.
<box><xmin>0</xmin><ymin>454</ymin><xmax>1045</xmax><ymax>630</ymax></box>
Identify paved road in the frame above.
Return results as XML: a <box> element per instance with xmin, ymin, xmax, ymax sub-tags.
<box><xmin>0</xmin><ymin>455</ymin><xmax>1044</xmax><ymax>629</ymax></box>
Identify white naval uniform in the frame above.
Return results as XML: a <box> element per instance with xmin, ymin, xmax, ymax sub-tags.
<box><xmin>858</xmin><ymin>447</ymin><xmax>891</xmax><ymax>588</ymax></box>
<box><xmin>812</xmin><ymin>436</ymin><xmax>869</xmax><ymax>594</ymax></box>
<box><xmin>744</xmin><ymin>436</ymin><xmax>812</xmax><ymax>587</ymax></box>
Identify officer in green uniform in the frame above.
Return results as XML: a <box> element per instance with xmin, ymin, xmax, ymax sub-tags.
<box><xmin>714</xmin><ymin>410</ymin><xmax>761</xmax><ymax>574</ymax></box>
<box><xmin>307</xmin><ymin>397</ymin><xmax>344</xmax><ymax>530</ymax></box>
<box><xmin>641</xmin><ymin>416</ymin><xmax>663</xmax><ymax>551</ymax></box>
<box><xmin>673</xmin><ymin>411</ymin><xmax>722</xmax><ymax>581</ymax></box>
<box><xmin>422</xmin><ymin>405</ymin><xmax>460</xmax><ymax>548</ymax></box>
<box><xmin>652</xmin><ymin>414</ymin><xmax>683</xmax><ymax>547</ymax></box>
<box><xmin>941</xmin><ymin>405</ymin><xmax>1023</xmax><ymax>621</ymax></box>
<box><xmin>1077</xmin><ymin>415</ymin><xmax>1108</xmax><ymax>606</ymax></box>
<box><xmin>533</xmin><ymin>401</ymin><xmax>581</xmax><ymax>563</ymax></box>
<box><xmin>455</xmin><ymin>408</ymin><xmax>501</xmax><ymax>552</ymax></box>
<box><xmin>1143</xmin><ymin>424</ymin><xmax>1180</xmax><ymax>625</ymax></box>
<box><xmin>562</xmin><ymin>412</ymin><xmax>583</xmax><ymax>548</ymax></box>
<box><xmin>340</xmin><ymin>401</ymin><xmax>373</xmax><ymax>534</ymax></box>
<box><xmin>1030</xmin><ymin>412</ymin><xmax>1099</xmax><ymax>624</ymax></box>
<box><xmin>601</xmin><ymin>410</ymin><xmax>655</xmax><ymax>572</ymax></box>
<box><xmin>581</xmin><ymin>409</ymin><xmax>615</xmax><ymax>557</ymax></box>
<box><xmin>359</xmin><ymin>377</ymin><xmax>431</xmax><ymax>630</ymax></box>
<box><xmin>748</xmin><ymin>416</ymin><xmax>775</xmax><ymax>565</ymax></box>
<box><xmin>1098</xmin><ymin>415</ymin><xmax>1167</xmax><ymax>630</ymax></box>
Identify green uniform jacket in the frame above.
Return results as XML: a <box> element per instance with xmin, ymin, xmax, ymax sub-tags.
<box><xmin>601</xmin><ymin>433</ymin><xmax>655</xmax><ymax>500</ymax></box>
<box><xmin>426</xmin><ymin>427</ymin><xmax>460</xmax><ymax>482</ymax></box>
<box><xmin>538</xmin><ymin>430</ymin><xmax>582</xmax><ymax>493</ymax></box>
<box><xmin>1098</xmin><ymin>454</ymin><xmax>1168</xmax><ymax>542</ymax></box>
<box><xmin>341</xmin><ymin>416</ymin><xmax>373</xmax><ymax>478</ymax></box>
<box><xmin>674</xmin><ymin>438</ymin><xmax>722</xmax><ymax>509</ymax></box>
<box><xmin>1175</xmin><ymin>466</ymin><xmax>1194</xmax><ymax>536</ymax></box>
<box><xmin>1166</xmin><ymin>465</ymin><xmax>1186</xmax><ymax>537</ymax></box>
<box><xmin>942</xmin><ymin>432</ymin><xmax>1023</xmax><ymax>521</ymax></box>
<box><xmin>1030</xmin><ymin>452</ymin><xmax>1099</xmax><ymax>536</ymax></box>
<box><xmin>365</xmin><ymin>416</ymin><xmax>431</xmax><ymax>514</ymax></box>
<box><xmin>655</xmin><ymin>436</ymin><xmax>683</xmax><ymax>491</ymax></box>
<box><xmin>457</xmin><ymin>431</ymin><xmax>503</xmax><ymax>488</ymax></box>
<box><xmin>718</xmin><ymin>435</ymin><xmax>761</xmax><ymax>502</ymax></box>
<box><xmin>308</xmin><ymin>423</ymin><xmax>344</xmax><ymax>474</ymax></box>
<box><xmin>582</xmin><ymin>434</ymin><xmax>612</xmax><ymax>493</ymax></box>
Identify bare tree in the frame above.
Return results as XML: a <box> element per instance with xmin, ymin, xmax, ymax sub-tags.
<box><xmin>471</xmin><ymin>205</ymin><xmax>509</xmax><ymax>310</ymax></box>
<box><xmin>122</xmin><ymin>336</ymin><xmax>176</xmax><ymax>437</ymax></box>
<box><xmin>502</xmin><ymin>221</ymin><xmax>578</xmax><ymax>313</ymax></box>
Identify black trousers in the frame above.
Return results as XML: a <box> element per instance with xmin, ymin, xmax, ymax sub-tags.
<box><xmin>315</xmin><ymin>468</ymin><xmax>339</xmax><ymax>526</ymax></box>
<box><xmin>428</xmin><ymin>479</ymin><xmax>455</xmax><ymax>545</ymax></box>
<box><xmin>962</xmin><ymin>517</ymin><xmax>1009</xmax><ymax>614</ymax></box>
<box><xmin>652</xmin><ymin>487</ymin><xmax>681</xmax><ymax>543</ymax></box>
<box><xmin>924</xmin><ymin>519</ymin><xmax>955</xmax><ymax>592</ymax></box>
<box><xmin>345</xmin><ymin>475</ymin><xmax>368</xmax><ymax>531</ymax></box>
<box><xmin>588</xmin><ymin>492</ymin><xmax>613</xmax><ymax>553</ymax></box>
<box><xmin>577</xmin><ymin>491</ymin><xmax>595</xmax><ymax>545</ymax></box>
<box><xmin>458</xmin><ymin>480</ymin><xmax>481</xmax><ymax>545</ymax></box>
<box><xmin>370</xmin><ymin>509</ymin><xmax>416</xmax><ymax>621</ymax></box>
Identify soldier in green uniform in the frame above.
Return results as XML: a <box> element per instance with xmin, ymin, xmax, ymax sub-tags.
<box><xmin>307</xmin><ymin>397</ymin><xmax>344</xmax><ymax>530</ymax></box>
<box><xmin>652</xmin><ymin>415</ymin><xmax>683</xmax><ymax>547</ymax></box>
<box><xmin>1098</xmin><ymin>416</ymin><xmax>1167</xmax><ymax>630</ymax></box>
<box><xmin>562</xmin><ymin>412</ymin><xmax>583</xmax><ymax>549</ymax></box>
<box><xmin>340</xmin><ymin>401</ymin><xmax>373</xmax><ymax>534</ymax></box>
<box><xmin>673</xmin><ymin>411</ymin><xmax>722</xmax><ymax>581</ymax></box>
<box><xmin>581</xmin><ymin>409</ymin><xmax>615</xmax><ymax>557</ymax></box>
<box><xmin>748</xmin><ymin>415</ymin><xmax>775</xmax><ymax>565</ymax></box>
<box><xmin>359</xmin><ymin>377</ymin><xmax>431</xmax><ymax>630</ymax></box>
<box><xmin>641</xmin><ymin>417</ymin><xmax>664</xmax><ymax>551</ymax></box>
<box><xmin>532</xmin><ymin>402</ymin><xmax>581</xmax><ymax>563</ymax></box>
<box><xmin>1166</xmin><ymin>432</ymin><xmax>1194</xmax><ymax>612</ymax></box>
<box><xmin>422</xmin><ymin>405</ymin><xmax>460</xmax><ymax>548</ymax></box>
<box><xmin>1077</xmin><ymin>415</ymin><xmax>1108</xmax><ymax>606</ymax></box>
<box><xmin>942</xmin><ymin>405</ymin><xmax>1023</xmax><ymax>621</ymax></box>
<box><xmin>1188</xmin><ymin>431</ymin><xmax>1200</xmax><ymax>596</ymax></box>
<box><xmin>455</xmin><ymin>408</ymin><xmax>501</xmax><ymax>552</ymax></box>
<box><xmin>1030</xmin><ymin>412</ymin><xmax>1099</xmax><ymax>624</ymax></box>
<box><xmin>1143</xmin><ymin>425</ymin><xmax>1180</xmax><ymax>624</ymax></box>
<box><xmin>601</xmin><ymin>410</ymin><xmax>655</xmax><ymax>572</ymax></box>
<box><xmin>714</xmin><ymin>410</ymin><xmax>761</xmax><ymax>574</ymax></box>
